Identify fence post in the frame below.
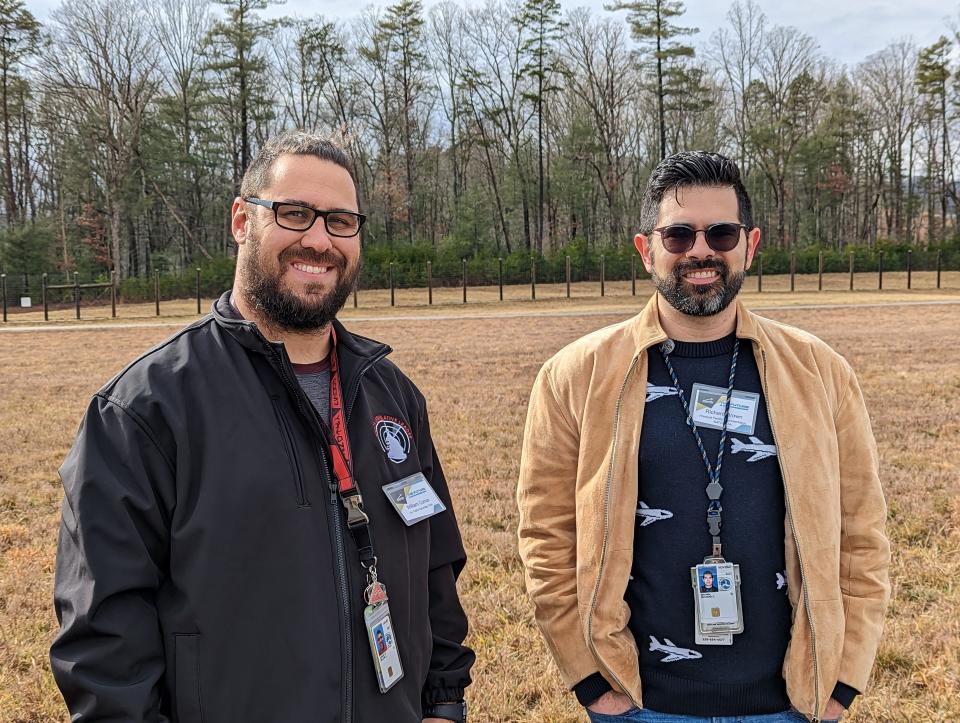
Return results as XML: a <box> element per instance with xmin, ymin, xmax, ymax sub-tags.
<box><xmin>566</xmin><ymin>255</ymin><xmax>571</xmax><ymax>298</ymax></box>
<box><xmin>390</xmin><ymin>262</ymin><xmax>395</xmax><ymax>307</ymax></box>
<box><xmin>906</xmin><ymin>250</ymin><xmax>912</xmax><ymax>290</ymax></box>
<box><xmin>353</xmin><ymin>285</ymin><xmax>358</xmax><ymax>308</ymax></box>
<box><xmin>631</xmin><ymin>255</ymin><xmax>636</xmax><ymax>296</ymax></box>
<box><xmin>937</xmin><ymin>249</ymin><xmax>942</xmax><ymax>289</ymax></box>
<box><xmin>498</xmin><ymin>257</ymin><xmax>503</xmax><ymax>301</ymax></box>
<box><xmin>1</xmin><ymin>273</ymin><xmax>6</xmax><ymax>322</ymax></box>
<box><xmin>789</xmin><ymin>251</ymin><xmax>796</xmax><ymax>292</ymax></box>
<box><xmin>531</xmin><ymin>255</ymin><xmax>536</xmax><ymax>300</ymax></box>
<box><xmin>42</xmin><ymin>272</ymin><xmax>48</xmax><ymax>321</ymax></box>
<box><xmin>154</xmin><ymin>270</ymin><xmax>160</xmax><ymax>316</ymax></box>
<box><xmin>600</xmin><ymin>254</ymin><xmax>606</xmax><ymax>297</ymax></box>
<box><xmin>818</xmin><ymin>250</ymin><xmax>824</xmax><ymax>291</ymax></box>
<box><xmin>849</xmin><ymin>251</ymin><xmax>854</xmax><ymax>291</ymax></box>
<box><xmin>757</xmin><ymin>252</ymin><xmax>763</xmax><ymax>293</ymax></box>
<box><xmin>111</xmin><ymin>270</ymin><xmax>117</xmax><ymax>318</ymax></box>
<box><xmin>462</xmin><ymin>259</ymin><xmax>467</xmax><ymax>303</ymax></box>
<box><xmin>195</xmin><ymin>268</ymin><xmax>201</xmax><ymax>314</ymax></box>
<box><xmin>74</xmin><ymin>272</ymin><xmax>81</xmax><ymax>320</ymax></box>
<box><xmin>878</xmin><ymin>251</ymin><xmax>884</xmax><ymax>290</ymax></box>
<box><xmin>427</xmin><ymin>260</ymin><xmax>433</xmax><ymax>305</ymax></box>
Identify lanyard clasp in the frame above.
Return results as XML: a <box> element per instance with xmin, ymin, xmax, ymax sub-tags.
<box><xmin>343</xmin><ymin>493</ymin><xmax>370</xmax><ymax>528</ymax></box>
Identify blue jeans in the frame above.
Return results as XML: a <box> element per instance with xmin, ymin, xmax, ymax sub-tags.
<box><xmin>584</xmin><ymin>707</ymin><xmax>838</xmax><ymax>723</ymax></box>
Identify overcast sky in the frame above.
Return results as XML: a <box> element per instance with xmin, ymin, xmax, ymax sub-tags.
<box><xmin>27</xmin><ymin>0</ymin><xmax>960</xmax><ymax>68</ymax></box>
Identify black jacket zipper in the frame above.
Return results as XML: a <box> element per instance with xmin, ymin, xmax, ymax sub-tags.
<box><xmin>260</xmin><ymin>335</ymin><xmax>389</xmax><ymax>723</ymax></box>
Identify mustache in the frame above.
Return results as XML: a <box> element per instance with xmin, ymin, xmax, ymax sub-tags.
<box><xmin>279</xmin><ymin>247</ymin><xmax>347</xmax><ymax>270</ymax></box>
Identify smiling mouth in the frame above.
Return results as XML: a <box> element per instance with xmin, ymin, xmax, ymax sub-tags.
<box><xmin>684</xmin><ymin>269</ymin><xmax>720</xmax><ymax>280</ymax></box>
<box><xmin>291</xmin><ymin>262</ymin><xmax>335</xmax><ymax>275</ymax></box>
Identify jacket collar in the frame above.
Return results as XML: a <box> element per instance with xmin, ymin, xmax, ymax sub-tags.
<box><xmin>628</xmin><ymin>293</ymin><xmax>761</xmax><ymax>350</ymax></box>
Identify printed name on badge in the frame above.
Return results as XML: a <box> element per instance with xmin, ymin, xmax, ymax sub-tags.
<box><xmin>689</xmin><ymin>383</ymin><xmax>760</xmax><ymax>435</ymax></box>
<box><xmin>382</xmin><ymin>472</ymin><xmax>447</xmax><ymax>526</ymax></box>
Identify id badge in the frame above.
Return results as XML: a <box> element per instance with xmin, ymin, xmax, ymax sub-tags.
<box><xmin>693</xmin><ymin>598</ymin><xmax>733</xmax><ymax>645</ymax></box>
<box><xmin>382</xmin><ymin>472</ymin><xmax>446</xmax><ymax>526</ymax></box>
<box><xmin>691</xmin><ymin>561</ymin><xmax>743</xmax><ymax>635</ymax></box>
<box><xmin>364</xmin><ymin>601</ymin><xmax>404</xmax><ymax>693</ymax></box>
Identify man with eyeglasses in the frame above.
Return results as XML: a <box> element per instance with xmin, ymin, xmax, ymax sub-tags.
<box><xmin>51</xmin><ymin>130</ymin><xmax>474</xmax><ymax>723</ymax></box>
<box><xmin>517</xmin><ymin>151</ymin><xmax>889</xmax><ymax>723</ymax></box>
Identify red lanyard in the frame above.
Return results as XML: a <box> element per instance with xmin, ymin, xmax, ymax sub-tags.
<box><xmin>327</xmin><ymin>328</ymin><xmax>356</xmax><ymax>496</ymax></box>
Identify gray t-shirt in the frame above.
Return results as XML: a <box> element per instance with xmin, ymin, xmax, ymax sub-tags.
<box><xmin>223</xmin><ymin>294</ymin><xmax>333</xmax><ymax>424</ymax></box>
<box><xmin>292</xmin><ymin>360</ymin><xmax>331</xmax><ymax>425</ymax></box>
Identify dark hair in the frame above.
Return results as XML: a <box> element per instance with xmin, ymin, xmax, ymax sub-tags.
<box><xmin>639</xmin><ymin>151</ymin><xmax>753</xmax><ymax>233</ymax></box>
<box><xmin>240</xmin><ymin>129</ymin><xmax>362</xmax><ymax>210</ymax></box>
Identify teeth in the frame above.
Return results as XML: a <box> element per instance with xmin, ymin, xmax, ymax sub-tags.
<box><xmin>293</xmin><ymin>263</ymin><xmax>330</xmax><ymax>274</ymax></box>
<box><xmin>686</xmin><ymin>270</ymin><xmax>718</xmax><ymax>278</ymax></box>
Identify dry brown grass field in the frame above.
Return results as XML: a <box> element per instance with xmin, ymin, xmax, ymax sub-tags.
<box><xmin>1</xmin><ymin>289</ymin><xmax>958</xmax><ymax>721</ymax></box>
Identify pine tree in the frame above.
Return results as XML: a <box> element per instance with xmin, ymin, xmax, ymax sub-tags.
<box><xmin>916</xmin><ymin>37</ymin><xmax>952</xmax><ymax>242</ymax></box>
<box><xmin>515</xmin><ymin>0</ymin><xmax>567</xmax><ymax>252</ymax></box>
<box><xmin>606</xmin><ymin>0</ymin><xmax>696</xmax><ymax>160</ymax></box>
<box><xmin>0</xmin><ymin>0</ymin><xmax>40</xmax><ymax>226</ymax></box>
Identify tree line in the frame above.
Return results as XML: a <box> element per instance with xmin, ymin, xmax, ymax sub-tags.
<box><xmin>0</xmin><ymin>0</ymin><xmax>957</xmax><ymax>282</ymax></box>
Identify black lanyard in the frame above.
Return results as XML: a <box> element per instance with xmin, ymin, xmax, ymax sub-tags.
<box><xmin>659</xmin><ymin>339</ymin><xmax>740</xmax><ymax>558</ymax></box>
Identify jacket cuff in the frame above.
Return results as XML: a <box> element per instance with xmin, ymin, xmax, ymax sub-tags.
<box><xmin>831</xmin><ymin>681</ymin><xmax>859</xmax><ymax>710</ymax></box>
<box><xmin>422</xmin><ymin>686</ymin><xmax>465</xmax><ymax>706</ymax></box>
<box><xmin>573</xmin><ymin>672</ymin><xmax>613</xmax><ymax>706</ymax></box>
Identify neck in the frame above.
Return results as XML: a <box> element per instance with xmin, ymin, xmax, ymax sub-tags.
<box><xmin>235</xmin><ymin>292</ymin><xmax>334</xmax><ymax>363</ymax></box>
<box><xmin>656</xmin><ymin>294</ymin><xmax>738</xmax><ymax>342</ymax></box>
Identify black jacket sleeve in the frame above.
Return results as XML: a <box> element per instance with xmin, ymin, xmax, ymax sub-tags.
<box><xmin>416</xmin><ymin>396</ymin><xmax>476</xmax><ymax>705</ymax></box>
<box><xmin>51</xmin><ymin>394</ymin><xmax>174</xmax><ymax>721</ymax></box>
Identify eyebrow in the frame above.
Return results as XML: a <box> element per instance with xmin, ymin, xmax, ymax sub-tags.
<box><xmin>279</xmin><ymin>198</ymin><xmax>357</xmax><ymax>213</ymax></box>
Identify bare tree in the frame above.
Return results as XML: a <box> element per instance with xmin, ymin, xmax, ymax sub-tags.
<box><xmin>39</xmin><ymin>0</ymin><xmax>160</xmax><ymax>277</ymax></box>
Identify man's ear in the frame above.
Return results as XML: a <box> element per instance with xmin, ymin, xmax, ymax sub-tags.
<box><xmin>231</xmin><ymin>197</ymin><xmax>249</xmax><ymax>246</ymax></box>
<box><xmin>744</xmin><ymin>227</ymin><xmax>761</xmax><ymax>271</ymax></box>
<box><xmin>635</xmin><ymin>233</ymin><xmax>654</xmax><ymax>274</ymax></box>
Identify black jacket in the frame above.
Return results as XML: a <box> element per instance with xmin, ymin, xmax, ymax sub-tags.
<box><xmin>51</xmin><ymin>291</ymin><xmax>474</xmax><ymax>722</ymax></box>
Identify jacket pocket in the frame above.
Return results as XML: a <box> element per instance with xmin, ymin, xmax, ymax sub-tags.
<box><xmin>174</xmin><ymin>633</ymin><xmax>204</xmax><ymax>723</ymax></box>
<box><xmin>271</xmin><ymin>398</ymin><xmax>309</xmax><ymax>506</ymax></box>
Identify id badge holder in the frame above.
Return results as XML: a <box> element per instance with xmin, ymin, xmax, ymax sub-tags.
<box><xmin>691</xmin><ymin>559</ymin><xmax>744</xmax><ymax>635</ymax></box>
<box><xmin>363</xmin><ymin>574</ymin><xmax>404</xmax><ymax>693</ymax></box>
<box><xmin>364</xmin><ymin>600</ymin><xmax>404</xmax><ymax>693</ymax></box>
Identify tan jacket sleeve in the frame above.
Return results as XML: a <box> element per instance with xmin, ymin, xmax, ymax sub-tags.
<box><xmin>834</xmin><ymin>366</ymin><xmax>891</xmax><ymax>692</ymax></box>
<box><xmin>517</xmin><ymin>363</ymin><xmax>597</xmax><ymax>688</ymax></box>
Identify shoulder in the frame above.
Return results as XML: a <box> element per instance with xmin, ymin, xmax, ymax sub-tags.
<box><xmin>749</xmin><ymin>310</ymin><xmax>856</xmax><ymax>380</ymax></box>
<box><xmin>98</xmin><ymin>316</ymin><xmax>223</xmax><ymax>405</ymax></box>
<box><xmin>542</xmin><ymin>315</ymin><xmax>640</xmax><ymax>384</ymax></box>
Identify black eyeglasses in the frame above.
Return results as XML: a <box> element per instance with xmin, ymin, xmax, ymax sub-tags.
<box><xmin>652</xmin><ymin>223</ymin><xmax>748</xmax><ymax>254</ymax></box>
<box><xmin>244</xmin><ymin>197</ymin><xmax>366</xmax><ymax>238</ymax></box>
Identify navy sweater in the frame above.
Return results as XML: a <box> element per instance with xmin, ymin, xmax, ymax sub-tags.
<box><xmin>577</xmin><ymin>334</ymin><xmax>794</xmax><ymax>715</ymax></box>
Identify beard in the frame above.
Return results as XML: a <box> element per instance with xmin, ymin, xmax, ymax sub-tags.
<box><xmin>650</xmin><ymin>253</ymin><xmax>745</xmax><ymax>317</ymax></box>
<box><xmin>240</xmin><ymin>230</ymin><xmax>360</xmax><ymax>332</ymax></box>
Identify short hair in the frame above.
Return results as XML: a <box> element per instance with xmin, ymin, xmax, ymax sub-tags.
<box><xmin>240</xmin><ymin>129</ymin><xmax>361</xmax><ymax>210</ymax></box>
<box><xmin>639</xmin><ymin>151</ymin><xmax>753</xmax><ymax>234</ymax></box>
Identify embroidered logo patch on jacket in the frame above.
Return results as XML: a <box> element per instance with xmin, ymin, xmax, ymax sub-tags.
<box><xmin>374</xmin><ymin>416</ymin><xmax>413</xmax><ymax>463</ymax></box>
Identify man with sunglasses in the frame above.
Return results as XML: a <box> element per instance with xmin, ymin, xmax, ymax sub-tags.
<box><xmin>518</xmin><ymin>151</ymin><xmax>889</xmax><ymax>723</ymax></box>
<box><xmin>51</xmin><ymin>130</ymin><xmax>474</xmax><ymax>722</ymax></box>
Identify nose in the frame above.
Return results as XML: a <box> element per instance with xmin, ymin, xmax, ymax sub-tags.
<box><xmin>298</xmin><ymin>220</ymin><xmax>335</xmax><ymax>253</ymax></box>
<box><xmin>686</xmin><ymin>229</ymin><xmax>715</xmax><ymax>259</ymax></box>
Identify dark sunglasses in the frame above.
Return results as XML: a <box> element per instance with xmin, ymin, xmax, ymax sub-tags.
<box><xmin>652</xmin><ymin>223</ymin><xmax>748</xmax><ymax>254</ymax></box>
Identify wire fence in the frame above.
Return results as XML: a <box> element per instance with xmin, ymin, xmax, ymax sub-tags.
<box><xmin>1</xmin><ymin>249</ymin><xmax>956</xmax><ymax>323</ymax></box>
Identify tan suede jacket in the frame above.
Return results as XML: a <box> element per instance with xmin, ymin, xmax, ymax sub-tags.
<box><xmin>517</xmin><ymin>295</ymin><xmax>890</xmax><ymax>722</ymax></box>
